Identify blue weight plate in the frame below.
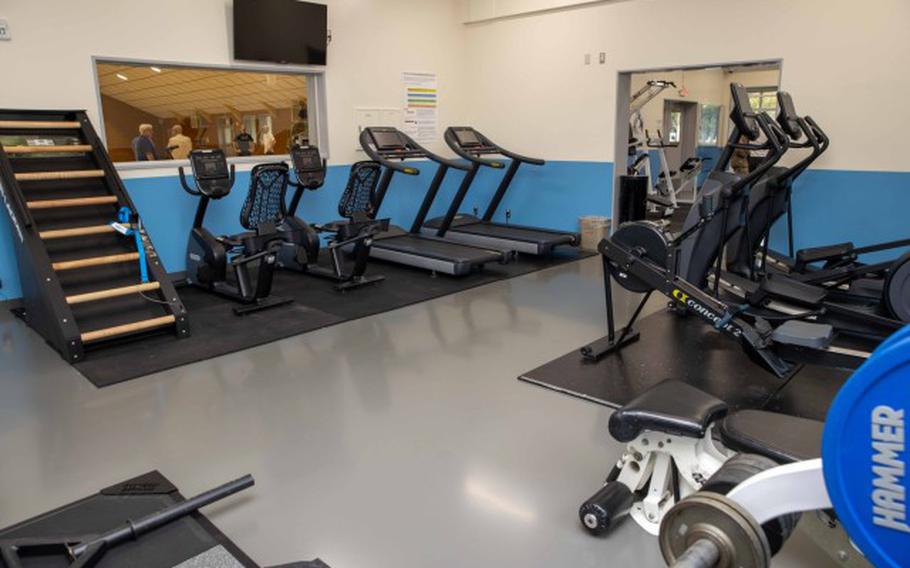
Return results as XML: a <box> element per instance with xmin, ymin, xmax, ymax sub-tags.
<box><xmin>823</xmin><ymin>332</ymin><xmax>910</xmax><ymax>568</ymax></box>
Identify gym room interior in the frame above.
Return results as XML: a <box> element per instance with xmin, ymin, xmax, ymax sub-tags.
<box><xmin>0</xmin><ymin>1</ymin><xmax>907</xmax><ymax>567</ymax></box>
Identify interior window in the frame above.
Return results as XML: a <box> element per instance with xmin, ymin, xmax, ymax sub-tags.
<box><xmin>698</xmin><ymin>104</ymin><xmax>722</xmax><ymax>146</ymax></box>
<box><xmin>94</xmin><ymin>60</ymin><xmax>318</xmax><ymax>163</ymax></box>
<box><xmin>667</xmin><ymin>111</ymin><xmax>682</xmax><ymax>143</ymax></box>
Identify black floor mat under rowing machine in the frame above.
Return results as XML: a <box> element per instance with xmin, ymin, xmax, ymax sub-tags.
<box><xmin>518</xmin><ymin>309</ymin><xmax>801</xmax><ymax>413</ymax></box>
<box><xmin>70</xmin><ymin>249</ymin><xmax>594</xmax><ymax>387</ymax></box>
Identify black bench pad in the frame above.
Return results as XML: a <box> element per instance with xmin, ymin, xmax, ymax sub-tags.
<box><xmin>718</xmin><ymin>409</ymin><xmax>823</xmax><ymax>463</ymax></box>
<box><xmin>609</xmin><ymin>379</ymin><xmax>729</xmax><ymax>442</ymax></box>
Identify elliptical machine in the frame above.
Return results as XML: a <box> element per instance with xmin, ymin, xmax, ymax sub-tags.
<box><xmin>179</xmin><ymin>149</ymin><xmax>299</xmax><ymax>314</ymax></box>
<box><xmin>279</xmin><ymin>145</ymin><xmax>389</xmax><ymax>291</ymax></box>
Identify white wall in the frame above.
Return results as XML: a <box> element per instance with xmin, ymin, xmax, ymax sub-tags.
<box><xmin>461</xmin><ymin>0</ymin><xmax>910</xmax><ymax>172</ymax></box>
<box><xmin>0</xmin><ymin>0</ymin><xmax>467</xmax><ymax>170</ymax></box>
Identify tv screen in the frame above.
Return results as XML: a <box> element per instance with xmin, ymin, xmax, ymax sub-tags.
<box><xmin>234</xmin><ymin>0</ymin><xmax>327</xmax><ymax>66</ymax></box>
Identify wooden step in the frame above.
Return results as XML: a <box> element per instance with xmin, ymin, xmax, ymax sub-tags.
<box><xmin>0</xmin><ymin>120</ymin><xmax>81</xmax><ymax>129</ymax></box>
<box><xmin>27</xmin><ymin>196</ymin><xmax>118</xmax><ymax>209</ymax></box>
<box><xmin>39</xmin><ymin>223</ymin><xmax>130</xmax><ymax>239</ymax></box>
<box><xmin>5</xmin><ymin>145</ymin><xmax>92</xmax><ymax>154</ymax></box>
<box><xmin>52</xmin><ymin>252</ymin><xmax>140</xmax><ymax>271</ymax></box>
<box><xmin>80</xmin><ymin>314</ymin><xmax>176</xmax><ymax>343</ymax></box>
<box><xmin>15</xmin><ymin>169</ymin><xmax>105</xmax><ymax>181</ymax></box>
<box><xmin>66</xmin><ymin>282</ymin><xmax>161</xmax><ymax>305</ymax></box>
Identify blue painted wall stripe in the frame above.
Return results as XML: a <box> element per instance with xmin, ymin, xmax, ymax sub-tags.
<box><xmin>1</xmin><ymin>161</ymin><xmax>907</xmax><ymax>300</ymax></box>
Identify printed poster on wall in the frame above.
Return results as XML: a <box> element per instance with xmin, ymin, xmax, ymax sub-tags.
<box><xmin>402</xmin><ymin>72</ymin><xmax>438</xmax><ymax>143</ymax></box>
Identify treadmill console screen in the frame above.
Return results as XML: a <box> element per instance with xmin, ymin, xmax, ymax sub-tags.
<box><xmin>191</xmin><ymin>150</ymin><xmax>229</xmax><ymax>180</ymax></box>
<box><xmin>370</xmin><ymin>129</ymin><xmax>406</xmax><ymax>151</ymax></box>
<box><xmin>291</xmin><ymin>145</ymin><xmax>323</xmax><ymax>172</ymax></box>
<box><xmin>454</xmin><ymin>128</ymin><xmax>482</xmax><ymax>148</ymax></box>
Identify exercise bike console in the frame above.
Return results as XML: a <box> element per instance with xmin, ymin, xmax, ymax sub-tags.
<box><xmin>179</xmin><ymin>149</ymin><xmax>235</xmax><ymax>198</ymax></box>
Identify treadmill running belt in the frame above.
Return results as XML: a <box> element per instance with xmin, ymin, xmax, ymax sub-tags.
<box><xmin>375</xmin><ymin>234</ymin><xmax>502</xmax><ymax>262</ymax></box>
<box><xmin>451</xmin><ymin>222</ymin><xmax>576</xmax><ymax>245</ymax></box>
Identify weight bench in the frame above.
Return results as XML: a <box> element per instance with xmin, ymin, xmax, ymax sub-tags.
<box><xmin>579</xmin><ymin>379</ymin><xmax>823</xmax><ymax>549</ymax></box>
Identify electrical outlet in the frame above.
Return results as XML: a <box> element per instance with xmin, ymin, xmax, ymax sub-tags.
<box><xmin>584</xmin><ymin>53</ymin><xmax>591</xmax><ymax>65</ymax></box>
<box><xmin>0</xmin><ymin>19</ymin><xmax>10</xmax><ymax>41</ymax></box>
<box><xmin>599</xmin><ymin>52</ymin><xmax>606</xmax><ymax>64</ymax></box>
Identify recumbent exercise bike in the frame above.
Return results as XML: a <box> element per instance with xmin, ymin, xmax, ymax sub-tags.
<box><xmin>179</xmin><ymin>149</ymin><xmax>302</xmax><ymax>314</ymax></box>
<box><xmin>279</xmin><ymin>145</ymin><xmax>389</xmax><ymax>291</ymax></box>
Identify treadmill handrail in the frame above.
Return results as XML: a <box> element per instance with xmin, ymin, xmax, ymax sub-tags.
<box><xmin>359</xmin><ymin>128</ymin><xmax>471</xmax><ymax>173</ymax></box>
<box><xmin>359</xmin><ymin>129</ymin><xmax>421</xmax><ymax>175</ymax></box>
<box><xmin>446</xmin><ymin>127</ymin><xmax>545</xmax><ymax>167</ymax></box>
<box><xmin>443</xmin><ymin>127</ymin><xmax>506</xmax><ymax>169</ymax></box>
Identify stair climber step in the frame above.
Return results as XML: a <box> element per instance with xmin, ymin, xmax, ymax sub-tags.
<box><xmin>40</xmin><ymin>223</ymin><xmax>130</xmax><ymax>239</ymax></box>
<box><xmin>0</xmin><ymin>120</ymin><xmax>81</xmax><ymax>129</ymax></box>
<box><xmin>15</xmin><ymin>169</ymin><xmax>105</xmax><ymax>181</ymax></box>
<box><xmin>52</xmin><ymin>252</ymin><xmax>140</xmax><ymax>271</ymax></box>
<box><xmin>27</xmin><ymin>196</ymin><xmax>118</xmax><ymax>209</ymax></box>
<box><xmin>4</xmin><ymin>145</ymin><xmax>92</xmax><ymax>154</ymax></box>
<box><xmin>80</xmin><ymin>315</ymin><xmax>176</xmax><ymax>344</ymax></box>
<box><xmin>66</xmin><ymin>282</ymin><xmax>161</xmax><ymax>305</ymax></box>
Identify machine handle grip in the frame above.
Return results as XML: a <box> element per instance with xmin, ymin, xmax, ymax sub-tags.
<box><xmin>177</xmin><ymin>166</ymin><xmax>201</xmax><ymax>196</ymax></box>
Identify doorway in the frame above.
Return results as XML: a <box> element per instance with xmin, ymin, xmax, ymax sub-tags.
<box><xmin>662</xmin><ymin>100</ymin><xmax>698</xmax><ymax>173</ymax></box>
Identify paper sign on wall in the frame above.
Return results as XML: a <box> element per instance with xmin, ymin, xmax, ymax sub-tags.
<box><xmin>401</xmin><ymin>72</ymin><xmax>438</xmax><ymax>143</ymax></box>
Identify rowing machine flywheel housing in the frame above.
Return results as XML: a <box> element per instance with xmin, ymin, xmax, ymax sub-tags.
<box><xmin>605</xmin><ymin>221</ymin><xmax>671</xmax><ymax>293</ymax></box>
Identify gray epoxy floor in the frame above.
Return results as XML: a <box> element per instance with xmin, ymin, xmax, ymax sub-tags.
<box><xmin>0</xmin><ymin>256</ymin><xmax>827</xmax><ymax>567</ymax></box>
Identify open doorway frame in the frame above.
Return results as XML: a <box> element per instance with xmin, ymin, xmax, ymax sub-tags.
<box><xmin>611</xmin><ymin>59</ymin><xmax>784</xmax><ymax>231</ymax></box>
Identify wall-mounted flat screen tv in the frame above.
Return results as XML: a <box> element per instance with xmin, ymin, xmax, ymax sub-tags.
<box><xmin>234</xmin><ymin>0</ymin><xmax>327</xmax><ymax>66</ymax></box>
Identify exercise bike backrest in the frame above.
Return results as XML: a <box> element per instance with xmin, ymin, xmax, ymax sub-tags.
<box><xmin>179</xmin><ymin>149</ymin><xmax>235</xmax><ymax>199</ymax></box>
<box><xmin>241</xmin><ymin>162</ymin><xmax>291</xmax><ymax>231</ymax></box>
<box><xmin>339</xmin><ymin>161</ymin><xmax>382</xmax><ymax>220</ymax></box>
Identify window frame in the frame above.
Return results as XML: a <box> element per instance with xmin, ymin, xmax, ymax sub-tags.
<box><xmin>697</xmin><ymin>104</ymin><xmax>723</xmax><ymax>146</ymax></box>
<box><xmin>91</xmin><ymin>55</ymin><xmax>328</xmax><ymax>170</ymax></box>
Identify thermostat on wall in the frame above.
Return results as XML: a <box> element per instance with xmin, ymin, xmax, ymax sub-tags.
<box><xmin>0</xmin><ymin>19</ymin><xmax>10</xmax><ymax>41</ymax></box>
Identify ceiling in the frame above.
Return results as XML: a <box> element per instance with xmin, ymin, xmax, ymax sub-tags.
<box><xmin>96</xmin><ymin>63</ymin><xmax>308</xmax><ymax>119</ymax></box>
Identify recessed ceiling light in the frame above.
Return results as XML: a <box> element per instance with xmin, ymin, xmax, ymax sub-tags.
<box><xmin>150</xmin><ymin>66</ymin><xmax>162</xmax><ymax>73</ymax></box>
<box><xmin>116</xmin><ymin>73</ymin><xmax>128</xmax><ymax>81</ymax></box>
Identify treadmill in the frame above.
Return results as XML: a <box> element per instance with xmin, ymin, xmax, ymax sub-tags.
<box><xmin>421</xmin><ymin>127</ymin><xmax>579</xmax><ymax>255</ymax></box>
<box><xmin>357</xmin><ymin>126</ymin><xmax>509</xmax><ymax>276</ymax></box>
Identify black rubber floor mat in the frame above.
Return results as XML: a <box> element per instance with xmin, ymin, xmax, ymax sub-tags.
<box><xmin>518</xmin><ymin>309</ymin><xmax>797</xmax><ymax>411</ymax></box>
<box><xmin>69</xmin><ymin>249</ymin><xmax>594</xmax><ymax>387</ymax></box>
<box><xmin>0</xmin><ymin>471</ymin><xmax>260</xmax><ymax>568</ymax></box>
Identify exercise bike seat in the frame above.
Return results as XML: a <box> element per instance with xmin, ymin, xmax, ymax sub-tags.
<box><xmin>608</xmin><ymin>380</ymin><xmax>728</xmax><ymax>443</ymax></box>
<box><xmin>718</xmin><ymin>409</ymin><xmax>823</xmax><ymax>464</ymax></box>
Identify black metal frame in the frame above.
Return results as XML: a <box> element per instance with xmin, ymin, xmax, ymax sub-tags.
<box><xmin>0</xmin><ymin>109</ymin><xmax>188</xmax><ymax>362</ymax></box>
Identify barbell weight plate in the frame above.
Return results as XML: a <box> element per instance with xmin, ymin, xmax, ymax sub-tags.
<box><xmin>822</xmin><ymin>326</ymin><xmax>910</xmax><ymax>568</ymax></box>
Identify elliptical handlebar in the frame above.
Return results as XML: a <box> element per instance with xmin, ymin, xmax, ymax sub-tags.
<box><xmin>177</xmin><ymin>166</ymin><xmax>199</xmax><ymax>196</ymax></box>
<box><xmin>728</xmin><ymin>112</ymin><xmax>790</xmax><ymax>195</ymax></box>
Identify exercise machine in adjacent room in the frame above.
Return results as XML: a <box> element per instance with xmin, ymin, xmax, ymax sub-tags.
<box><xmin>357</xmin><ymin>126</ymin><xmax>510</xmax><ymax>276</ymax></box>
<box><xmin>179</xmin><ymin>149</ymin><xmax>303</xmax><ymax>314</ymax></box>
<box><xmin>0</xmin><ymin>109</ymin><xmax>188</xmax><ymax>363</ymax></box>
<box><xmin>420</xmin><ymin>126</ymin><xmax>579</xmax><ymax>255</ymax></box>
<box><xmin>279</xmin><ymin>145</ymin><xmax>389</xmax><ymax>290</ymax></box>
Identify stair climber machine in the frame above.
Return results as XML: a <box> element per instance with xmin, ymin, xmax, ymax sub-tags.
<box><xmin>179</xmin><ymin>149</ymin><xmax>303</xmax><ymax>315</ymax></box>
<box><xmin>582</xmin><ymin>84</ymin><xmax>889</xmax><ymax>379</ymax></box>
<box><xmin>420</xmin><ymin>127</ymin><xmax>579</xmax><ymax>255</ymax></box>
<box><xmin>278</xmin><ymin>144</ymin><xmax>389</xmax><ymax>290</ymax></box>
<box><xmin>724</xmin><ymin>91</ymin><xmax>910</xmax><ymax>324</ymax></box>
<box><xmin>357</xmin><ymin>126</ymin><xmax>510</xmax><ymax>276</ymax></box>
<box><xmin>0</xmin><ymin>109</ymin><xmax>188</xmax><ymax>363</ymax></box>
